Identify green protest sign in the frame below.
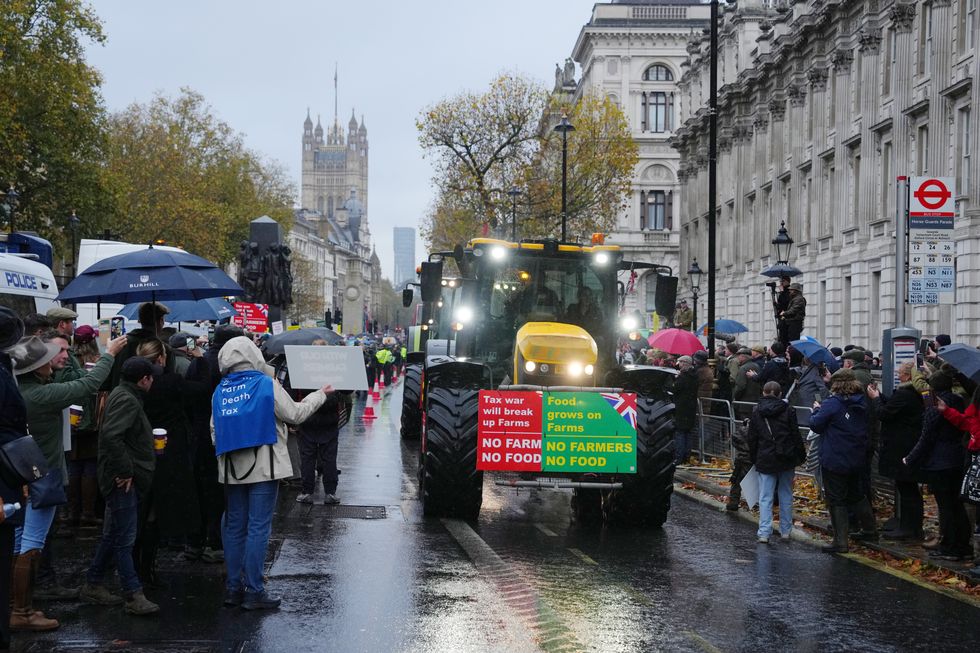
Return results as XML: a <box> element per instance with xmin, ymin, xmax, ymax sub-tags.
<box><xmin>540</xmin><ymin>392</ymin><xmax>637</xmax><ymax>474</ymax></box>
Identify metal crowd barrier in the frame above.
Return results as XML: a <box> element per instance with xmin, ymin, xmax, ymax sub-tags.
<box><xmin>694</xmin><ymin>397</ymin><xmax>812</xmax><ymax>470</ymax></box>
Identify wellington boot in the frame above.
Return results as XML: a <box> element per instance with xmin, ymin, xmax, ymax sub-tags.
<box><xmin>10</xmin><ymin>551</ymin><xmax>58</xmax><ymax>631</ymax></box>
<box><xmin>851</xmin><ymin>498</ymin><xmax>878</xmax><ymax>543</ymax></box>
<box><xmin>822</xmin><ymin>506</ymin><xmax>850</xmax><ymax>554</ymax></box>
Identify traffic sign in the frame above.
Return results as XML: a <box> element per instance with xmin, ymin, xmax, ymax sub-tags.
<box><xmin>907</xmin><ymin>177</ymin><xmax>956</xmax><ymax>305</ymax></box>
<box><xmin>910</xmin><ymin>176</ymin><xmax>956</xmax><ymax>217</ymax></box>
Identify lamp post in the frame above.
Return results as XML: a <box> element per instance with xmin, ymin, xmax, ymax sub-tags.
<box><xmin>507</xmin><ymin>186</ymin><xmax>522</xmax><ymax>241</ymax></box>
<box><xmin>771</xmin><ymin>220</ymin><xmax>794</xmax><ymax>265</ymax></box>
<box><xmin>688</xmin><ymin>259</ymin><xmax>703</xmax><ymax>334</ymax></box>
<box><xmin>553</xmin><ymin>113</ymin><xmax>575</xmax><ymax>242</ymax></box>
<box><xmin>1</xmin><ymin>185</ymin><xmax>20</xmax><ymax>233</ymax></box>
<box><xmin>67</xmin><ymin>210</ymin><xmax>80</xmax><ymax>280</ymax></box>
<box><xmin>706</xmin><ymin>0</ymin><xmax>719</xmax><ymax>358</ymax></box>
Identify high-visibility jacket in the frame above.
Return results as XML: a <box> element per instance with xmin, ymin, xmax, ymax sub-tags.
<box><xmin>400</xmin><ymin>347</ymin><xmax>407</xmax><ymax>360</ymax></box>
<box><xmin>375</xmin><ymin>349</ymin><xmax>393</xmax><ymax>365</ymax></box>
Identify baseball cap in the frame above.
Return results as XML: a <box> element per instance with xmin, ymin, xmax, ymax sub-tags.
<box><xmin>168</xmin><ymin>332</ymin><xmax>195</xmax><ymax>349</ymax></box>
<box><xmin>73</xmin><ymin>325</ymin><xmax>97</xmax><ymax>345</ymax></box>
<box><xmin>121</xmin><ymin>356</ymin><xmax>164</xmax><ymax>382</ymax></box>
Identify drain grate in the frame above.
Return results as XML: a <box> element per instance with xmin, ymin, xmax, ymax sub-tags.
<box><xmin>319</xmin><ymin>504</ymin><xmax>387</xmax><ymax>519</ymax></box>
<box><xmin>24</xmin><ymin>641</ymin><xmax>244</xmax><ymax>653</ymax></box>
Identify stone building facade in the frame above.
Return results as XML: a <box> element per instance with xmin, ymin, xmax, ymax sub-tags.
<box><xmin>301</xmin><ymin>109</ymin><xmax>369</xmax><ymax>222</ymax></box>
<box><xmin>569</xmin><ymin>0</ymin><xmax>710</xmax><ymax>325</ymax></box>
<box><xmin>673</xmin><ymin>0</ymin><xmax>978</xmax><ymax>347</ymax></box>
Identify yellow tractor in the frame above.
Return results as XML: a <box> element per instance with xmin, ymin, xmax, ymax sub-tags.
<box><xmin>402</xmin><ymin>237</ymin><xmax>678</xmax><ymax>526</ymax></box>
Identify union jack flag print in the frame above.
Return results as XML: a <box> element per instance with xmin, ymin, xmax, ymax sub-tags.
<box><xmin>600</xmin><ymin>392</ymin><xmax>637</xmax><ymax>430</ymax></box>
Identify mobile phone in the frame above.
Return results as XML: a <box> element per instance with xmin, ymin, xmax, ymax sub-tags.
<box><xmin>915</xmin><ymin>352</ymin><xmax>925</xmax><ymax>367</ymax></box>
<box><xmin>186</xmin><ymin>338</ymin><xmax>196</xmax><ymax>351</ymax></box>
<box><xmin>919</xmin><ymin>338</ymin><xmax>931</xmax><ymax>355</ymax></box>
<box><xmin>110</xmin><ymin>317</ymin><xmax>125</xmax><ymax>339</ymax></box>
<box><xmin>207</xmin><ymin>325</ymin><xmax>215</xmax><ymax>344</ymax></box>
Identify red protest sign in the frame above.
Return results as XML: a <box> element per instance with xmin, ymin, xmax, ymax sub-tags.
<box><xmin>231</xmin><ymin>302</ymin><xmax>269</xmax><ymax>333</ymax></box>
<box><xmin>477</xmin><ymin>391</ymin><xmax>542</xmax><ymax>471</ymax></box>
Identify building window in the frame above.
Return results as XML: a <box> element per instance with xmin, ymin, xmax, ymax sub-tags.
<box><xmin>640</xmin><ymin>190</ymin><xmax>667</xmax><ymax>230</ymax></box>
<box><xmin>958</xmin><ymin>107</ymin><xmax>972</xmax><ymax>194</ymax></box>
<box><xmin>643</xmin><ymin>64</ymin><xmax>673</xmax><ymax>81</ymax></box>
<box><xmin>961</xmin><ymin>0</ymin><xmax>977</xmax><ymax>53</ymax></box>
<box><xmin>807</xmin><ymin>94</ymin><xmax>814</xmax><ymax>142</ymax></box>
<box><xmin>327</xmin><ymin>195</ymin><xmax>334</xmax><ymax>219</ymax></box>
<box><xmin>646</xmin><ymin>92</ymin><xmax>673</xmax><ymax>132</ymax></box>
<box><xmin>918</xmin><ymin>3</ymin><xmax>933</xmax><ymax>75</ymax></box>
<box><xmin>881</xmin><ymin>139</ymin><xmax>893</xmax><ymax>219</ymax></box>
<box><xmin>853</xmin><ymin>53</ymin><xmax>862</xmax><ymax>114</ymax></box>
<box><xmin>917</xmin><ymin>125</ymin><xmax>929</xmax><ymax>175</ymax></box>
<box><xmin>804</xmin><ymin>172</ymin><xmax>813</xmax><ymax>240</ymax></box>
<box><xmin>884</xmin><ymin>29</ymin><xmax>895</xmax><ymax>95</ymax></box>
<box><xmin>849</xmin><ymin>148</ymin><xmax>861</xmax><ymax>226</ymax></box>
<box><xmin>828</xmin><ymin>68</ymin><xmax>837</xmax><ymax>128</ymax></box>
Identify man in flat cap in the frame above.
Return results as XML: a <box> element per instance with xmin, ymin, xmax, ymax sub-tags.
<box><xmin>46</xmin><ymin>307</ymin><xmax>83</xmax><ymax>383</ymax></box>
<box><xmin>778</xmin><ymin>282</ymin><xmax>806</xmax><ymax>343</ymax></box>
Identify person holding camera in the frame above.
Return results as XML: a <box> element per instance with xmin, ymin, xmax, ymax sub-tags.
<box><xmin>778</xmin><ymin>283</ymin><xmax>806</xmax><ymax>343</ymax></box>
<box><xmin>770</xmin><ymin>276</ymin><xmax>792</xmax><ymax>344</ymax></box>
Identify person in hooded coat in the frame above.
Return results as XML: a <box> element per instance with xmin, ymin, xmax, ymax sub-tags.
<box><xmin>746</xmin><ymin>381</ymin><xmax>803</xmax><ymax>543</ymax></box>
<box><xmin>809</xmin><ymin>368</ymin><xmax>877</xmax><ymax>553</ymax></box>
<box><xmin>211</xmin><ymin>336</ymin><xmax>332</xmax><ymax>611</ymax></box>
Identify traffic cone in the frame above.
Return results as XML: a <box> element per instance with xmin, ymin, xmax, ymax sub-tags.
<box><xmin>379</xmin><ymin>376</ymin><xmax>385</xmax><ymax>390</ymax></box>
<box><xmin>362</xmin><ymin>393</ymin><xmax>377</xmax><ymax>421</ymax></box>
<box><xmin>371</xmin><ymin>380</ymin><xmax>380</xmax><ymax>400</ymax></box>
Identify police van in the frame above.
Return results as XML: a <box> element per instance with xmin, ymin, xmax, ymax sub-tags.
<box><xmin>0</xmin><ymin>253</ymin><xmax>60</xmax><ymax>317</ymax></box>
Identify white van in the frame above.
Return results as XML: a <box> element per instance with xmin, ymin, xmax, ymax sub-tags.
<box><xmin>74</xmin><ymin>239</ymin><xmax>187</xmax><ymax>328</ymax></box>
<box><xmin>0</xmin><ymin>253</ymin><xmax>60</xmax><ymax>317</ymax></box>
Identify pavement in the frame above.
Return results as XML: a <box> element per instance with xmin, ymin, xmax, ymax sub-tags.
<box><xmin>673</xmin><ymin>466</ymin><xmax>980</xmax><ymax>590</ymax></box>
<box><xmin>12</xmin><ymin>378</ymin><xmax>980</xmax><ymax>653</ymax></box>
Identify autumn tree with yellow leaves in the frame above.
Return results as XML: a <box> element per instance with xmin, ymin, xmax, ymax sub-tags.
<box><xmin>417</xmin><ymin>74</ymin><xmax>637</xmax><ymax>249</ymax></box>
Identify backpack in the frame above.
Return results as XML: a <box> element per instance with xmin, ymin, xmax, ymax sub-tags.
<box><xmin>763</xmin><ymin>409</ymin><xmax>807</xmax><ymax>466</ymax></box>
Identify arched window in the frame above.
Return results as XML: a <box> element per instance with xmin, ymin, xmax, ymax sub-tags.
<box><xmin>643</xmin><ymin>64</ymin><xmax>673</xmax><ymax>81</ymax></box>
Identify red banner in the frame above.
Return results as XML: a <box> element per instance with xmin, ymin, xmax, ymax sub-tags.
<box><xmin>231</xmin><ymin>302</ymin><xmax>269</xmax><ymax>333</ymax></box>
<box><xmin>477</xmin><ymin>391</ymin><xmax>542</xmax><ymax>472</ymax></box>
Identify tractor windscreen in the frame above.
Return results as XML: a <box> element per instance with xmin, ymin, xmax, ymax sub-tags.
<box><xmin>469</xmin><ymin>251</ymin><xmax>615</xmax><ymax>373</ymax></box>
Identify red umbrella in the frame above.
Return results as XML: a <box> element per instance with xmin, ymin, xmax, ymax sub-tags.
<box><xmin>647</xmin><ymin>328</ymin><xmax>705</xmax><ymax>356</ymax></box>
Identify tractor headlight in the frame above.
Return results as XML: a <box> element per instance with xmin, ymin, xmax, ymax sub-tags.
<box><xmin>584</xmin><ymin>364</ymin><xmax>594</xmax><ymax>375</ymax></box>
<box><xmin>568</xmin><ymin>362</ymin><xmax>583</xmax><ymax>377</ymax></box>
<box><xmin>621</xmin><ymin>316</ymin><xmax>638</xmax><ymax>331</ymax></box>
<box><xmin>524</xmin><ymin>360</ymin><xmax>536</xmax><ymax>373</ymax></box>
<box><xmin>539</xmin><ymin>363</ymin><xmax>550</xmax><ymax>373</ymax></box>
<box><xmin>490</xmin><ymin>246</ymin><xmax>507</xmax><ymax>261</ymax></box>
<box><xmin>455</xmin><ymin>306</ymin><xmax>474</xmax><ymax>323</ymax></box>
<box><xmin>594</xmin><ymin>252</ymin><xmax>610</xmax><ymax>265</ymax></box>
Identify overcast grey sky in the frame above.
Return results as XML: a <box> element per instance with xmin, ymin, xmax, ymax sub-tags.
<box><xmin>85</xmin><ymin>0</ymin><xmax>597</xmax><ymax>279</ymax></box>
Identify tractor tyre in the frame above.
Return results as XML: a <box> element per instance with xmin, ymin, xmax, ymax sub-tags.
<box><xmin>601</xmin><ymin>397</ymin><xmax>675</xmax><ymax>528</ymax></box>
<box><xmin>419</xmin><ymin>387</ymin><xmax>483</xmax><ymax>519</ymax></box>
<box><xmin>571</xmin><ymin>488</ymin><xmax>603</xmax><ymax>525</ymax></box>
<box><xmin>400</xmin><ymin>363</ymin><xmax>423</xmax><ymax>439</ymax></box>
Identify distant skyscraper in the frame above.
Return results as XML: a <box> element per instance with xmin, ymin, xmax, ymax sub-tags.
<box><xmin>393</xmin><ymin>227</ymin><xmax>416</xmax><ymax>287</ymax></box>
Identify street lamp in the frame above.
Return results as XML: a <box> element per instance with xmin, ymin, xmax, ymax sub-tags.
<box><xmin>688</xmin><ymin>259</ymin><xmax>703</xmax><ymax>334</ymax></box>
<box><xmin>771</xmin><ymin>221</ymin><xmax>794</xmax><ymax>265</ymax></box>
<box><xmin>553</xmin><ymin>113</ymin><xmax>575</xmax><ymax>242</ymax></box>
<box><xmin>1</xmin><ymin>185</ymin><xmax>20</xmax><ymax>233</ymax></box>
<box><xmin>507</xmin><ymin>186</ymin><xmax>522</xmax><ymax>241</ymax></box>
<box><xmin>67</xmin><ymin>210</ymin><xmax>81</xmax><ymax>280</ymax></box>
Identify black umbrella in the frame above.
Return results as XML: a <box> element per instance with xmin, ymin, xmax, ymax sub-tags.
<box><xmin>760</xmin><ymin>263</ymin><xmax>802</xmax><ymax>278</ymax></box>
<box><xmin>263</xmin><ymin>327</ymin><xmax>344</xmax><ymax>355</ymax></box>
<box><xmin>937</xmin><ymin>344</ymin><xmax>980</xmax><ymax>383</ymax></box>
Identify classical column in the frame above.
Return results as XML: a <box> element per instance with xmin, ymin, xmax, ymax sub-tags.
<box><xmin>859</xmin><ymin>28</ymin><xmax>882</xmax><ymax>231</ymax></box>
<box><xmin>890</xmin><ymin>3</ymin><xmax>917</xmax><ymax>175</ymax></box>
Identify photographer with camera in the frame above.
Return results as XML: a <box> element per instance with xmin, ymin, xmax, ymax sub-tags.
<box><xmin>769</xmin><ymin>276</ymin><xmax>792</xmax><ymax>344</ymax></box>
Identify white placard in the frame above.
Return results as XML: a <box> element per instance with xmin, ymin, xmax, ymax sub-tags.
<box><xmin>284</xmin><ymin>345</ymin><xmax>369</xmax><ymax>390</ymax></box>
<box><xmin>271</xmin><ymin>320</ymin><xmax>284</xmax><ymax>335</ymax></box>
<box><xmin>739</xmin><ymin>465</ymin><xmax>760</xmax><ymax>509</ymax></box>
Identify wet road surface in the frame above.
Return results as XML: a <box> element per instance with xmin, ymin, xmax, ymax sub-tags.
<box><xmin>16</xmin><ymin>384</ymin><xmax>980</xmax><ymax>652</ymax></box>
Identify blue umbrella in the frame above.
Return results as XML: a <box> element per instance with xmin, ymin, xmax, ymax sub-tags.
<box><xmin>697</xmin><ymin>319</ymin><xmax>749</xmax><ymax>335</ymax></box>
<box><xmin>116</xmin><ymin>297</ymin><xmax>239</xmax><ymax>322</ymax></box>
<box><xmin>760</xmin><ymin>263</ymin><xmax>803</xmax><ymax>278</ymax></box>
<box><xmin>790</xmin><ymin>339</ymin><xmax>840</xmax><ymax>372</ymax></box>
<box><xmin>937</xmin><ymin>344</ymin><xmax>980</xmax><ymax>383</ymax></box>
<box><xmin>57</xmin><ymin>246</ymin><xmax>242</xmax><ymax>304</ymax></box>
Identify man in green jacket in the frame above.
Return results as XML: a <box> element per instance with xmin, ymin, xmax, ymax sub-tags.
<box><xmin>80</xmin><ymin>357</ymin><xmax>161</xmax><ymax>616</ymax></box>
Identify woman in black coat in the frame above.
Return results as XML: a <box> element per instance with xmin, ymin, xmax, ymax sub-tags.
<box><xmin>872</xmin><ymin>362</ymin><xmax>924</xmax><ymax>539</ymax></box>
<box><xmin>133</xmin><ymin>339</ymin><xmax>204</xmax><ymax>584</ymax></box>
<box><xmin>0</xmin><ymin>307</ymin><xmax>27</xmax><ymax>649</ymax></box>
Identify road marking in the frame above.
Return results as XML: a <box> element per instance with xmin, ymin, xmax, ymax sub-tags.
<box><xmin>682</xmin><ymin>630</ymin><xmax>724</xmax><ymax>653</ymax></box>
<box><xmin>442</xmin><ymin>518</ymin><xmax>583</xmax><ymax>653</ymax></box>
<box><xmin>535</xmin><ymin>523</ymin><xmax>558</xmax><ymax>537</ymax></box>
<box><xmin>567</xmin><ymin>548</ymin><xmax>598</xmax><ymax>566</ymax></box>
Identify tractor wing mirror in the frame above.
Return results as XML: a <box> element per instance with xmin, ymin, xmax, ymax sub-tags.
<box><xmin>419</xmin><ymin>260</ymin><xmax>444</xmax><ymax>302</ymax></box>
<box><xmin>402</xmin><ymin>287</ymin><xmax>414</xmax><ymax>308</ymax></box>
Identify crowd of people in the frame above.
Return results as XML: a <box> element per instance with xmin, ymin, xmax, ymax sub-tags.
<box><xmin>640</xmin><ymin>326</ymin><xmax>980</xmax><ymax>578</ymax></box>
<box><xmin>0</xmin><ymin>300</ymin><xmax>389</xmax><ymax>648</ymax></box>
